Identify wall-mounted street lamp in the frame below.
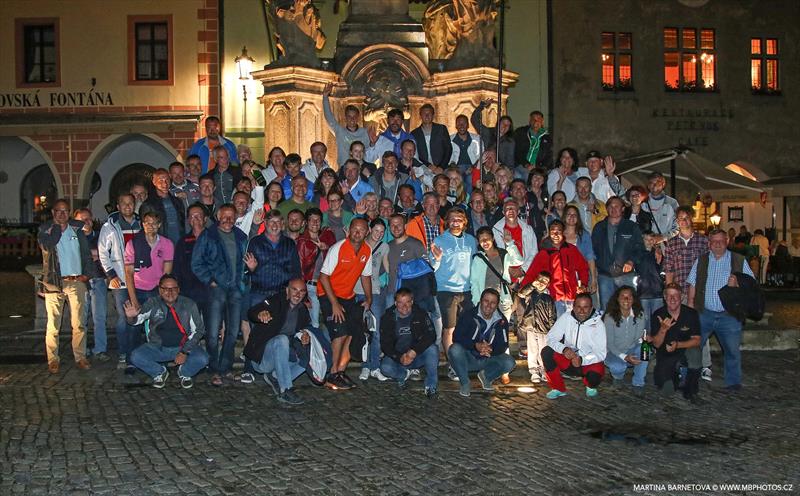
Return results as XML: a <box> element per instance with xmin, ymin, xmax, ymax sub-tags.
<box><xmin>710</xmin><ymin>212</ymin><xmax>721</xmax><ymax>228</ymax></box>
<box><xmin>234</xmin><ymin>46</ymin><xmax>256</xmax><ymax>103</ymax></box>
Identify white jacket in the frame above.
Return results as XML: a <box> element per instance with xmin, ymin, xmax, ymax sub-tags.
<box><xmin>449</xmin><ymin>132</ymin><xmax>481</xmax><ymax>166</ymax></box>
<box><xmin>492</xmin><ymin>218</ymin><xmax>538</xmax><ymax>272</ymax></box>
<box><xmin>98</xmin><ymin>212</ymin><xmax>139</xmax><ymax>288</ymax></box>
<box><xmin>234</xmin><ymin>185</ymin><xmax>265</xmax><ymax>238</ymax></box>
<box><xmin>546</xmin><ymin>309</ymin><xmax>607</xmax><ymax>365</ymax></box>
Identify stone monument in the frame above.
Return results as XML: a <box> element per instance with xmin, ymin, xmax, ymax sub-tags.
<box><xmin>254</xmin><ymin>0</ymin><xmax>518</xmax><ymax>166</ymax></box>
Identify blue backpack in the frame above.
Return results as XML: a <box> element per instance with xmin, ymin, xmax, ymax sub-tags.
<box><xmin>396</xmin><ymin>258</ymin><xmax>437</xmax><ymax>312</ymax></box>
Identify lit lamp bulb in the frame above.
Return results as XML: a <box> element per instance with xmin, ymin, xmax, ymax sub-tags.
<box><xmin>710</xmin><ymin>213</ymin><xmax>721</xmax><ymax>227</ymax></box>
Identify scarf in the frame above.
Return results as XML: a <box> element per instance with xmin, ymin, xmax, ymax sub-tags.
<box><xmin>381</xmin><ymin>128</ymin><xmax>414</xmax><ymax>158</ymax></box>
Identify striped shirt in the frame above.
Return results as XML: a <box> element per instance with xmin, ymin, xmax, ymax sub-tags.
<box><xmin>686</xmin><ymin>250</ymin><xmax>754</xmax><ymax>312</ymax></box>
<box><xmin>663</xmin><ymin>232</ymin><xmax>708</xmax><ymax>291</ymax></box>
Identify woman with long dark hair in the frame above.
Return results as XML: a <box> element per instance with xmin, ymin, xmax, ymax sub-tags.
<box><xmin>603</xmin><ymin>285</ymin><xmax>648</xmax><ymax>393</ymax></box>
<box><xmin>624</xmin><ymin>185</ymin><xmax>654</xmax><ymax>234</ymax></box>
<box><xmin>563</xmin><ymin>204</ymin><xmax>598</xmax><ymax>295</ymax></box>
<box><xmin>312</xmin><ymin>168</ymin><xmax>342</xmax><ymax>212</ymax></box>
<box><xmin>547</xmin><ymin>147</ymin><xmax>578</xmax><ymax>202</ymax></box>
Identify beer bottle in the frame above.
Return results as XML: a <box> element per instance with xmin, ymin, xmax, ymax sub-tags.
<box><xmin>639</xmin><ymin>330</ymin><xmax>651</xmax><ymax>361</ymax></box>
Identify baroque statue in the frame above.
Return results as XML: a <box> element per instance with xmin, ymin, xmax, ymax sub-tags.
<box><xmin>265</xmin><ymin>0</ymin><xmax>326</xmax><ymax>67</ymax></box>
<box><xmin>423</xmin><ymin>0</ymin><xmax>499</xmax><ymax>69</ymax></box>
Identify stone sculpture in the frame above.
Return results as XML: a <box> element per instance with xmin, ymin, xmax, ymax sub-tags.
<box><xmin>266</xmin><ymin>0</ymin><xmax>326</xmax><ymax>67</ymax></box>
<box><xmin>423</xmin><ymin>0</ymin><xmax>499</xmax><ymax>69</ymax></box>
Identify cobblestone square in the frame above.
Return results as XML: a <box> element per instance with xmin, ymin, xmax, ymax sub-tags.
<box><xmin>1</xmin><ymin>347</ymin><xmax>797</xmax><ymax>495</ymax></box>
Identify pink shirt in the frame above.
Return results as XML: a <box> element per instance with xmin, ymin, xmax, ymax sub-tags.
<box><xmin>124</xmin><ymin>235</ymin><xmax>174</xmax><ymax>291</ymax></box>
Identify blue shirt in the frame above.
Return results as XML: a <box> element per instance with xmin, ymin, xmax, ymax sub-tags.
<box><xmin>430</xmin><ymin>231</ymin><xmax>477</xmax><ymax>293</ymax></box>
<box><xmin>686</xmin><ymin>250</ymin><xmax>754</xmax><ymax>312</ymax></box>
<box><xmin>57</xmin><ymin>226</ymin><xmax>82</xmax><ymax>276</ymax></box>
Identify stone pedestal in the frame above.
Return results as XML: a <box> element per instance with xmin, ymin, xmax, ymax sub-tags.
<box><xmin>335</xmin><ymin>0</ymin><xmax>428</xmax><ymax>71</ymax></box>
<box><xmin>253</xmin><ymin>64</ymin><xmax>518</xmax><ymax>166</ymax></box>
<box><xmin>251</xmin><ymin>66</ymin><xmax>340</xmax><ymax>165</ymax></box>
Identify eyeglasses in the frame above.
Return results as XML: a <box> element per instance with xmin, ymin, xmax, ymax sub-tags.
<box><xmin>159</xmin><ymin>286</ymin><xmax>179</xmax><ymax>292</ymax></box>
<box><xmin>328</xmin><ymin>197</ymin><xmax>342</xmax><ymax>203</ymax></box>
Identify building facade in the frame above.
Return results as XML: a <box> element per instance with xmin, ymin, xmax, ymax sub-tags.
<box><xmin>550</xmin><ymin>0</ymin><xmax>798</xmax><ymax>238</ymax></box>
<box><xmin>0</xmin><ymin>0</ymin><xmax>220</xmax><ymax>221</ymax></box>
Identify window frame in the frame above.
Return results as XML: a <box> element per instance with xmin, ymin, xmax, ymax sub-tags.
<box><xmin>15</xmin><ymin>17</ymin><xmax>61</xmax><ymax>88</ymax></box>
<box><xmin>601</xmin><ymin>31</ymin><xmax>634</xmax><ymax>92</ymax></box>
<box><xmin>751</xmin><ymin>37</ymin><xmax>780</xmax><ymax>95</ymax></box>
<box><xmin>127</xmin><ymin>14</ymin><xmax>174</xmax><ymax>86</ymax></box>
<box><xmin>663</xmin><ymin>26</ymin><xmax>717</xmax><ymax>93</ymax></box>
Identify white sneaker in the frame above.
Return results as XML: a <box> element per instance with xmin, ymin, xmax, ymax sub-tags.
<box><xmin>448</xmin><ymin>366</ymin><xmax>459</xmax><ymax>382</ymax></box>
<box><xmin>701</xmin><ymin>367</ymin><xmax>712</xmax><ymax>382</ymax></box>
<box><xmin>370</xmin><ymin>369</ymin><xmax>390</xmax><ymax>382</ymax></box>
<box><xmin>359</xmin><ymin>367</ymin><xmax>370</xmax><ymax>381</ymax></box>
<box><xmin>408</xmin><ymin>369</ymin><xmax>423</xmax><ymax>381</ymax></box>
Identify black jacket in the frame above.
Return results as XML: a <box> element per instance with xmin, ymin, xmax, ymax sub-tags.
<box><xmin>140</xmin><ymin>193</ymin><xmax>186</xmax><ymax>239</ymax></box>
<box><xmin>513</xmin><ymin>125</ymin><xmax>553</xmax><ymax>169</ymax></box>
<box><xmin>517</xmin><ymin>289</ymin><xmax>556</xmax><ymax>335</ymax></box>
<box><xmin>591</xmin><ymin>218</ymin><xmax>645</xmax><ymax>277</ymax></box>
<box><xmin>380</xmin><ymin>304</ymin><xmax>436</xmax><ymax>361</ymax></box>
<box><xmin>411</xmin><ymin>123</ymin><xmax>453</xmax><ymax>169</ymax></box>
<box><xmin>624</xmin><ymin>207</ymin><xmax>655</xmax><ymax>235</ymax></box>
<box><xmin>244</xmin><ymin>293</ymin><xmax>311</xmax><ymax>362</ymax></box>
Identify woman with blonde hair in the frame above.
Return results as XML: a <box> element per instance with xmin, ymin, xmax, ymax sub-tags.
<box><xmin>445</xmin><ymin>166</ymin><xmax>468</xmax><ymax>207</ymax></box>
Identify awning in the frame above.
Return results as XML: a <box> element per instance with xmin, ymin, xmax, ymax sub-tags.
<box><xmin>616</xmin><ymin>148</ymin><xmax>765</xmax><ymax>204</ymax></box>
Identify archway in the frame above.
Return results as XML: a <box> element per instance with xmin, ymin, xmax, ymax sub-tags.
<box><xmin>107</xmin><ymin>163</ymin><xmax>155</xmax><ymax>211</ymax></box>
<box><xmin>19</xmin><ymin>164</ymin><xmax>57</xmax><ymax>224</ymax></box>
<box><xmin>79</xmin><ymin>134</ymin><xmax>177</xmax><ymax>218</ymax></box>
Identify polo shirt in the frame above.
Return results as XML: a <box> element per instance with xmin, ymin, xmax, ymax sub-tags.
<box><xmin>57</xmin><ymin>226</ymin><xmax>82</xmax><ymax>277</ymax></box>
<box><xmin>317</xmin><ymin>238</ymin><xmax>372</xmax><ymax>299</ymax></box>
<box><xmin>124</xmin><ymin>235</ymin><xmax>174</xmax><ymax>291</ymax></box>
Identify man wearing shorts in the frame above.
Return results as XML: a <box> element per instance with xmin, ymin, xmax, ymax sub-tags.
<box><xmin>430</xmin><ymin>207</ymin><xmax>477</xmax><ymax>380</ymax></box>
<box><xmin>318</xmin><ymin>217</ymin><xmax>373</xmax><ymax>390</ymax></box>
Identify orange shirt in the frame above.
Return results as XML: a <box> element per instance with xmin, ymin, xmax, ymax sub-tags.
<box><xmin>317</xmin><ymin>239</ymin><xmax>372</xmax><ymax>299</ymax></box>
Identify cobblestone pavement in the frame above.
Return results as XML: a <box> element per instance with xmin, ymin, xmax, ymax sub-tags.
<box><xmin>0</xmin><ymin>333</ymin><xmax>797</xmax><ymax>495</ymax></box>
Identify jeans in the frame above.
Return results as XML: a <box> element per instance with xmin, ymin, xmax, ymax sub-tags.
<box><xmin>554</xmin><ymin>300</ymin><xmax>573</xmax><ymax>318</ymax></box>
<box><xmin>357</xmin><ymin>290</ymin><xmax>387</xmax><ymax>370</ymax></box>
<box><xmin>111</xmin><ymin>288</ymin><xmax>131</xmax><ymax>356</ymax></box>
<box><xmin>205</xmin><ymin>285</ymin><xmax>243</xmax><ymax>374</ymax></box>
<box><xmin>251</xmin><ymin>335</ymin><xmax>306</xmax><ymax>392</ymax></box>
<box><xmin>44</xmin><ymin>280</ymin><xmax>88</xmax><ymax>363</ymax></box>
<box><xmin>447</xmin><ymin>343</ymin><xmax>516</xmax><ymax>388</ymax></box>
<box><xmin>130</xmin><ymin>342</ymin><xmax>209</xmax><ymax>378</ymax></box>
<box><xmin>127</xmin><ymin>289</ymin><xmax>158</xmax><ymax>362</ymax></box>
<box><xmin>604</xmin><ymin>343</ymin><xmax>648</xmax><ymax>386</ymax></box>
<box><xmin>598</xmin><ymin>274</ymin><xmax>617</xmax><ymax>311</ymax></box>
<box><xmin>307</xmin><ymin>282</ymin><xmax>320</xmax><ymax>328</ymax></box>
<box><xmin>700</xmin><ymin>309</ymin><xmax>743</xmax><ymax>386</ymax></box>
<box><xmin>84</xmin><ymin>277</ymin><xmax>108</xmax><ymax>354</ymax></box>
<box><xmin>380</xmin><ymin>344</ymin><xmax>440</xmax><ymax>390</ymax></box>
<box><xmin>640</xmin><ymin>297</ymin><xmax>663</xmax><ymax>334</ymax></box>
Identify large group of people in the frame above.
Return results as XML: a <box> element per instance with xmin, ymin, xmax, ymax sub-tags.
<box><xmin>39</xmin><ymin>101</ymin><xmax>759</xmax><ymax>405</ymax></box>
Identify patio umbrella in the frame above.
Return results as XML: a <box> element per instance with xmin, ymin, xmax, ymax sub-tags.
<box><xmin>616</xmin><ymin>147</ymin><xmax>765</xmax><ymax>204</ymax></box>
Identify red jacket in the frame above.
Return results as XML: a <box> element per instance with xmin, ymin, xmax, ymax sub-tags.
<box><xmin>521</xmin><ymin>241</ymin><xmax>589</xmax><ymax>302</ymax></box>
<box><xmin>296</xmin><ymin>228</ymin><xmax>336</xmax><ymax>282</ymax></box>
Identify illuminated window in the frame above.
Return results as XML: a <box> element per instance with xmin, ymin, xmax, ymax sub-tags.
<box><xmin>664</xmin><ymin>27</ymin><xmax>716</xmax><ymax>91</ymax></box>
<box><xmin>751</xmin><ymin>37</ymin><xmax>780</xmax><ymax>94</ymax></box>
<box><xmin>15</xmin><ymin>18</ymin><xmax>61</xmax><ymax>87</ymax></box>
<box><xmin>127</xmin><ymin>15</ymin><xmax>174</xmax><ymax>85</ymax></box>
<box><xmin>601</xmin><ymin>32</ymin><xmax>633</xmax><ymax>91</ymax></box>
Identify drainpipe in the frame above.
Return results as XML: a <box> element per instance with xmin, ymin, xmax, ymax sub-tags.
<box><xmin>218</xmin><ymin>0</ymin><xmax>225</xmax><ymax>125</ymax></box>
<box><xmin>67</xmin><ymin>134</ymin><xmax>73</xmax><ymax>206</ymax></box>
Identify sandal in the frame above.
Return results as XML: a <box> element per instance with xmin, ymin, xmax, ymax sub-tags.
<box><xmin>210</xmin><ymin>374</ymin><xmax>223</xmax><ymax>387</ymax></box>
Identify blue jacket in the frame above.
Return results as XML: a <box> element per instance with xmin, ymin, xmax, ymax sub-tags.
<box><xmin>188</xmin><ymin>136</ymin><xmax>239</xmax><ymax>174</ymax></box>
<box><xmin>191</xmin><ymin>225</ymin><xmax>248</xmax><ymax>292</ymax></box>
<box><xmin>453</xmin><ymin>307</ymin><xmax>510</xmax><ymax>359</ymax></box>
<box><xmin>591</xmin><ymin>218</ymin><xmax>645</xmax><ymax>277</ymax></box>
<box><xmin>247</xmin><ymin>234</ymin><xmax>301</xmax><ymax>295</ymax></box>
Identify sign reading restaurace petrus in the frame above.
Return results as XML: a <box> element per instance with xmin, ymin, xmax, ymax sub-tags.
<box><xmin>0</xmin><ymin>89</ymin><xmax>115</xmax><ymax>108</ymax></box>
<box><xmin>650</xmin><ymin>106</ymin><xmax>734</xmax><ymax>148</ymax></box>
